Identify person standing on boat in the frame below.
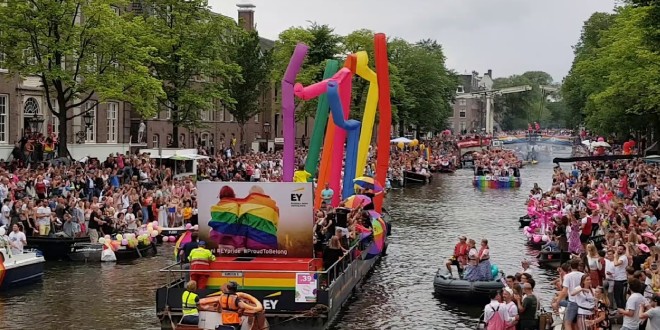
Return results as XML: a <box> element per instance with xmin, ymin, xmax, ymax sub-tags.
<box><xmin>188</xmin><ymin>241</ymin><xmax>215</xmax><ymax>290</ymax></box>
<box><xmin>219</xmin><ymin>281</ymin><xmax>253</xmax><ymax>330</ymax></box>
<box><xmin>8</xmin><ymin>223</ymin><xmax>27</xmax><ymax>255</ymax></box>
<box><xmin>180</xmin><ymin>280</ymin><xmax>200</xmax><ymax>325</ymax></box>
<box><xmin>445</xmin><ymin>236</ymin><xmax>469</xmax><ymax>278</ymax></box>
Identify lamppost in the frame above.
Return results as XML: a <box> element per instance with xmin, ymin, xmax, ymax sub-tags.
<box><xmin>27</xmin><ymin>113</ymin><xmax>44</xmax><ymax>136</ymax></box>
<box><xmin>263</xmin><ymin>122</ymin><xmax>271</xmax><ymax>153</ymax></box>
<box><xmin>77</xmin><ymin>111</ymin><xmax>94</xmax><ymax>143</ymax></box>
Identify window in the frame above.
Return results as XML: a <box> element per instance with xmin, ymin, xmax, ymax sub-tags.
<box><xmin>460</xmin><ymin>122</ymin><xmax>466</xmax><ymax>132</ymax></box>
<box><xmin>107</xmin><ymin>102</ymin><xmax>118</xmax><ymax>143</ymax></box>
<box><xmin>201</xmin><ymin>109</ymin><xmax>209</xmax><ymax>121</ymax></box>
<box><xmin>200</xmin><ymin>132</ymin><xmax>210</xmax><ymax>147</ymax></box>
<box><xmin>0</xmin><ymin>52</ymin><xmax>6</xmax><ymax>71</ymax></box>
<box><xmin>152</xmin><ymin>134</ymin><xmax>159</xmax><ymax>148</ymax></box>
<box><xmin>0</xmin><ymin>94</ymin><xmax>7</xmax><ymax>143</ymax></box>
<box><xmin>226</xmin><ymin>110</ymin><xmax>234</xmax><ymax>122</ymax></box>
<box><xmin>456</xmin><ymin>85</ymin><xmax>464</xmax><ymax>93</ymax></box>
<box><xmin>459</xmin><ymin>110</ymin><xmax>466</xmax><ymax>118</ymax></box>
<box><xmin>23</xmin><ymin>49</ymin><xmax>36</xmax><ymax>66</ymax></box>
<box><xmin>458</xmin><ymin>99</ymin><xmax>467</xmax><ymax>106</ymax></box>
<box><xmin>85</xmin><ymin>103</ymin><xmax>96</xmax><ymax>143</ymax></box>
<box><xmin>254</xmin><ymin>113</ymin><xmax>259</xmax><ymax>123</ymax></box>
<box><xmin>165</xmin><ymin>100</ymin><xmax>172</xmax><ymax>120</ymax></box>
<box><xmin>111</xmin><ymin>5</ymin><xmax>120</xmax><ymax>15</ymax></box>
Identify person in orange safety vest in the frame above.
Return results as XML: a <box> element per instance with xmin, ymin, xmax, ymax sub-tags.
<box><xmin>218</xmin><ymin>281</ymin><xmax>253</xmax><ymax>330</ymax></box>
<box><xmin>188</xmin><ymin>240</ymin><xmax>216</xmax><ymax>290</ymax></box>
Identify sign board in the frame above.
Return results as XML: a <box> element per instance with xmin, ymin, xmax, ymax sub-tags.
<box><xmin>295</xmin><ymin>272</ymin><xmax>317</xmax><ymax>303</ymax></box>
<box><xmin>197</xmin><ymin>182</ymin><xmax>314</xmax><ymax>258</ymax></box>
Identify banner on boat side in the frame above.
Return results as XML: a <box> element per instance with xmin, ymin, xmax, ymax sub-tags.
<box><xmin>197</xmin><ymin>181</ymin><xmax>314</xmax><ymax>258</ymax></box>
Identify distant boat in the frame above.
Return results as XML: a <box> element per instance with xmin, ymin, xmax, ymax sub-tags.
<box><xmin>25</xmin><ymin>236</ymin><xmax>90</xmax><ymax>261</ymax></box>
<box><xmin>403</xmin><ymin>171</ymin><xmax>432</xmax><ymax>186</ymax></box>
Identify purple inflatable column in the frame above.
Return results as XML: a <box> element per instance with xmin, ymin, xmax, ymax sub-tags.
<box><xmin>281</xmin><ymin>44</ymin><xmax>309</xmax><ymax>182</ymax></box>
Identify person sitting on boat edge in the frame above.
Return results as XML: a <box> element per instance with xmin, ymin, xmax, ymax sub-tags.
<box><xmin>445</xmin><ymin>235</ymin><xmax>468</xmax><ymax>278</ymax></box>
<box><xmin>218</xmin><ymin>281</ymin><xmax>253</xmax><ymax>330</ymax></box>
<box><xmin>181</xmin><ymin>280</ymin><xmax>200</xmax><ymax>325</ymax></box>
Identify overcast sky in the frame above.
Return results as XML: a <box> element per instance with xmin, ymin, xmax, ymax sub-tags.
<box><xmin>211</xmin><ymin>0</ymin><xmax>618</xmax><ymax>82</ymax></box>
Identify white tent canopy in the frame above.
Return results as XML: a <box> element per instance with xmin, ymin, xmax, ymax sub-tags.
<box><xmin>390</xmin><ymin>137</ymin><xmax>413</xmax><ymax>144</ymax></box>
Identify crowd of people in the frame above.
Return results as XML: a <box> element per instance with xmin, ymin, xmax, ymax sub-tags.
<box><xmin>474</xmin><ymin>149</ymin><xmax>522</xmax><ymax>177</ymax></box>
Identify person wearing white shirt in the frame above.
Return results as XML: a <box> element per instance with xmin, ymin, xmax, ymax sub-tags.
<box><xmin>0</xmin><ymin>199</ymin><xmax>11</xmax><ymax>226</ymax></box>
<box><xmin>8</xmin><ymin>223</ymin><xmax>27</xmax><ymax>255</ymax></box>
<box><xmin>614</xmin><ymin>245</ymin><xmax>629</xmax><ymax>310</ymax></box>
<box><xmin>502</xmin><ymin>288</ymin><xmax>519</xmax><ymax>329</ymax></box>
<box><xmin>36</xmin><ymin>199</ymin><xmax>52</xmax><ymax>236</ymax></box>
<box><xmin>604</xmin><ymin>249</ymin><xmax>616</xmax><ymax>307</ymax></box>
<box><xmin>571</xmin><ymin>275</ymin><xmax>596</xmax><ymax>329</ymax></box>
<box><xmin>483</xmin><ymin>290</ymin><xmax>512</xmax><ymax>327</ymax></box>
<box><xmin>552</xmin><ymin>259</ymin><xmax>584</xmax><ymax>330</ymax></box>
<box><xmin>619</xmin><ymin>280</ymin><xmax>646</xmax><ymax>330</ymax></box>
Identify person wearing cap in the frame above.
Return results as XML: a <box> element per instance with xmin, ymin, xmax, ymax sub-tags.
<box><xmin>445</xmin><ymin>235</ymin><xmax>468</xmax><ymax>278</ymax></box>
<box><xmin>188</xmin><ymin>240</ymin><xmax>216</xmax><ymax>290</ymax></box>
<box><xmin>218</xmin><ymin>281</ymin><xmax>253</xmax><ymax>329</ymax></box>
<box><xmin>639</xmin><ymin>294</ymin><xmax>660</xmax><ymax>329</ymax></box>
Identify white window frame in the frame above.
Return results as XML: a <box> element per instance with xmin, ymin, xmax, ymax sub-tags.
<box><xmin>457</xmin><ymin>85</ymin><xmax>464</xmax><ymax>93</ymax></box>
<box><xmin>152</xmin><ymin>134</ymin><xmax>159</xmax><ymax>148</ymax></box>
<box><xmin>254</xmin><ymin>113</ymin><xmax>259</xmax><ymax>123</ymax></box>
<box><xmin>106</xmin><ymin>102</ymin><xmax>118</xmax><ymax>143</ymax></box>
<box><xmin>0</xmin><ymin>52</ymin><xmax>7</xmax><ymax>72</ymax></box>
<box><xmin>85</xmin><ymin>103</ymin><xmax>96</xmax><ymax>143</ymax></box>
<box><xmin>0</xmin><ymin>94</ymin><xmax>7</xmax><ymax>143</ymax></box>
<box><xmin>458</xmin><ymin>99</ymin><xmax>467</xmax><ymax>106</ymax></box>
<box><xmin>166</xmin><ymin>100</ymin><xmax>172</xmax><ymax>120</ymax></box>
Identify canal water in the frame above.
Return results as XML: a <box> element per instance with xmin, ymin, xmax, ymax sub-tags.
<box><xmin>0</xmin><ymin>162</ymin><xmax>557</xmax><ymax>330</ymax></box>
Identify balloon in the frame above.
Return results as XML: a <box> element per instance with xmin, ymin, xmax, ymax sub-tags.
<box><xmin>327</xmin><ymin>78</ymin><xmax>361</xmax><ymax>200</ymax></box>
<box><xmin>525</xmin><ymin>231</ymin><xmax>532</xmax><ymax>238</ymax></box>
<box><xmin>305</xmin><ymin>60</ymin><xmax>339</xmax><ymax>180</ymax></box>
<box><xmin>397</xmin><ymin>141</ymin><xmax>404</xmax><ymax>149</ymax></box>
<box><xmin>104</xmin><ymin>235</ymin><xmax>111</xmax><ymax>241</ymax></box>
<box><xmin>116</xmin><ymin>234</ymin><xmax>123</xmax><ymax>241</ymax></box>
<box><xmin>281</xmin><ymin>43</ymin><xmax>309</xmax><ymax>182</ymax></box>
<box><xmin>121</xmin><ymin>239</ymin><xmax>128</xmax><ymax>245</ymax></box>
<box><xmin>185</xmin><ymin>223</ymin><xmax>192</xmax><ymax>230</ymax></box>
<box><xmin>542</xmin><ymin>235</ymin><xmax>549</xmax><ymax>242</ymax></box>
<box><xmin>491</xmin><ymin>264</ymin><xmax>499</xmax><ymax>278</ymax></box>
<box><xmin>169</xmin><ymin>236</ymin><xmax>176</xmax><ymax>242</ymax></box>
<box><xmin>374</xmin><ymin>33</ymin><xmax>392</xmax><ymax>214</ymax></box>
<box><xmin>0</xmin><ymin>227</ymin><xmax>5</xmax><ymax>236</ymax></box>
<box><xmin>162</xmin><ymin>236</ymin><xmax>169</xmax><ymax>242</ymax></box>
<box><xmin>192</xmin><ymin>225</ymin><xmax>199</xmax><ymax>231</ymax></box>
<box><xmin>419</xmin><ymin>144</ymin><xmax>425</xmax><ymax>150</ymax></box>
<box><xmin>98</xmin><ymin>237</ymin><xmax>106</xmax><ymax>244</ymax></box>
<box><xmin>410</xmin><ymin>139</ymin><xmax>419</xmax><ymax>147</ymax></box>
<box><xmin>533</xmin><ymin>235</ymin><xmax>541</xmax><ymax>243</ymax></box>
<box><xmin>354</xmin><ymin>51</ymin><xmax>379</xmax><ymax>180</ymax></box>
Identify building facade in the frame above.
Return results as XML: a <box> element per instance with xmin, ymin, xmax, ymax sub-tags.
<box><xmin>0</xmin><ymin>3</ymin><xmax>314</xmax><ymax>161</ymax></box>
<box><xmin>447</xmin><ymin>70</ymin><xmax>493</xmax><ymax>134</ymax></box>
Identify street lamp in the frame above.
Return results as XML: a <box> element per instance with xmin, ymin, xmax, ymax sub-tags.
<box><xmin>263</xmin><ymin>122</ymin><xmax>271</xmax><ymax>153</ymax></box>
<box><xmin>27</xmin><ymin>113</ymin><xmax>44</xmax><ymax>134</ymax></box>
<box><xmin>76</xmin><ymin>111</ymin><xmax>94</xmax><ymax>144</ymax></box>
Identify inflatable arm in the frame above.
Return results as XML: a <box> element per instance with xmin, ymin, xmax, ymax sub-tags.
<box><xmin>353</xmin><ymin>51</ymin><xmax>380</xmax><ymax>179</ymax></box>
<box><xmin>303</xmin><ymin>60</ymin><xmax>339</xmax><ymax>180</ymax></box>
<box><xmin>281</xmin><ymin>43</ymin><xmax>309</xmax><ymax>182</ymax></box>
<box><xmin>327</xmin><ymin>80</ymin><xmax>361</xmax><ymax>199</ymax></box>
<box><xmin>374</xmin><ymin>33</ymin><xmax>392</xmax><ymax>213</ymax></box>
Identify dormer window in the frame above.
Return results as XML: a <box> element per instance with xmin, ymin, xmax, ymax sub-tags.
<box><xmin>457</xmin><ymin>85</ymin><xmax>464</xmax><ymax>93</ymax></box>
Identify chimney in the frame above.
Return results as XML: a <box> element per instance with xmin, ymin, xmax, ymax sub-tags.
<box><xmin>237</xmin><ymin>1</ymin><xmax>256</xmax><ymax>31</ymax></box>
<box><xmin>487</xmin><ymin>69</ymin><xmax>492</xmax><ymax>78</ymax></box>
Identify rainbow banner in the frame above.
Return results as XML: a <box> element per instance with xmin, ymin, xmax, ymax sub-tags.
<box><xmin>209</xmin><ymin>193</ymin><xmax>279</xmax><ymax>250</ymax></box>
<box><xmin>423</xmin><ymin>147</ymin><xmax>431</xmax><ymax>160</ymax></box>
<box><xmin>473</xmin><ymin>175</ymin><xmax>521</xmax><ymax>189</ymax></box>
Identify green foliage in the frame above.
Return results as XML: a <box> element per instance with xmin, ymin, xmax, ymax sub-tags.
<box><xmin>141</xmin><ymin>0</ymin><xmax>241</xmax><ymax>143</ymax></box>
<box><xmin>271</xmin><ymin>24</ymin><xmax>456</xmax><ymax>132</ymax></box>
<box><xmin>0</xmin><ymin>0</ymin><xmax>163</xmax><ymax>155</ymax></box>
<box><xmin>493</xmin><ymin>71</ymin><xmax>554</xmax><ymax>130</ymax></box>
<box><xmin>564</xmin><ymin>5</ymin><xmax>660</xmax><ymax>136</ymax></box>
<box><xmin>225</xmin><ymin>29</ymin><xmax>273</xmax><ymax>143</ymax></box>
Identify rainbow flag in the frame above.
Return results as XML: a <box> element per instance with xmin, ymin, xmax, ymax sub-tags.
<box><xmin>366</xmin><ymin>217</ymin><xmax>386</xmax><ymax>259</ymax></box>
<box><xmin>174</xmin><ymin>231</ymin><xmax>193</xmax><ymax>261</ymax></box>
<box><xmin>424</xmin><ymin>147</ymin><xmax>431</xmax><ymax>160</ymax></box>
<box><xmin>209</xmin><ymin>193</ymin><xmax>280</xmax><ymax>250</ymax></box>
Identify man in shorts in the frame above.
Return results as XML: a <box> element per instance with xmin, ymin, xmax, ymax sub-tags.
<box><xmin>445</xmin><ymin>235</ymin><xmax>468</xmax><ymax>278</ymax></box>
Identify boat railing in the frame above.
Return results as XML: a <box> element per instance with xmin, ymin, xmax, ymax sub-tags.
<box><xmin>158</xmin><ymin>236</ymin><xmax>373</xmax><ymax>301</ymax></box>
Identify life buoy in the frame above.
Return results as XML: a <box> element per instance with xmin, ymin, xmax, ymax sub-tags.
<box><xmin>198</xmin><ymin>292</ymin><xmax>264</xmax><ymax>314</ymax></box>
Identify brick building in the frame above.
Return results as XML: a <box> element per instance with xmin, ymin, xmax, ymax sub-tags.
<box><xmin>0</xmin><ymin>2</ymin><xmax>313</xmax><ymax>160</ymax></box>
<box><xmin>447</xmin><ymin>70</ymin><xmax>492</xmax><ymax>134</ymax></box>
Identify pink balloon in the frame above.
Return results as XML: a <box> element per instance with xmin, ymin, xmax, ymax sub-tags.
<box><xmin>169</xmin><ymin>236</ymin><xmax>176</xmax><ymax>242</ymax></box>
<box><xmin>185</xmin><ymin>223</ymin><xmax>192</xmax><ymax>230</ymax></box>
<box><xmin>121</xmin><ymin>239</ymin><xmax>128</xmax><ymax>246</ymax></box>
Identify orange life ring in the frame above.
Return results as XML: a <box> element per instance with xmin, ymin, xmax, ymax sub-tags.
<box><xmin>198</xmin><ymin>292</ymin><xmax>264</xmax><ymax>314</ymax></box>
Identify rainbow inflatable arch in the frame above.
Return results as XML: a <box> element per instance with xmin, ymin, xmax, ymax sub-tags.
<box><xmin>473</xmin><ymin>175</ymin><xmax>521</xmax><ymax>189</ymax></box>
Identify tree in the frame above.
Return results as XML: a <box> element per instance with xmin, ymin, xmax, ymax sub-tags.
<box><xmin>226</xmin><ymin>29</ymin><xmax>273</xmax><ymax>148</ymax></box>
<box><xmin>493</xmin><ymin>71</ymin><xmax>554</xmax><ymax>130</ymax></box>
<box><xmin>141</xmin><ymin>0</ymin><xmax>241</xmax><ymax>147</ymax></box>
<box><xmin>0</xmin><ymin>0</ymin><xmax>164</xmax><ymax>157</ymax></box>
<box><xmin>271</xmin><ymin>23</ymin><xmax>342</xmax><ymax>121</ymax></box>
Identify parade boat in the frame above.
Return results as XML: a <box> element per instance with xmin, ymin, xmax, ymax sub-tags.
<box><xmin>436</xmin><ymin>160</ymin><xmax>456</xmax><ymax>173</ymax></box>
<box><xmin>156</xmin><ymin>239</ymin><xmax>385</xmax><ymax>330</ymax></box>
<box><xmin>25</xmin><ymin>235</ymin><xmax>91</xmax><ymax>261</ymax></box>
<box><xmin>537</xmin><ymin>250</ymin><xmax>571</xmax><ymax>269</ymax></box>
<box><xmin>157</xmin><ymin>226</ymin><xmax>188</xmax><ymax>244</ymax></box>
<box><xmin>472</xmin><ymin>175</ymin><xmax>521</xmax><ymax>189</ymax></box>
<box><xmin>0</xmin><ymin>249</ymin><xmax>46</xmax><ymax>291</ymax></box>
<box><xmin>156</xmin><ymin>181</ymin><xmax>390</xmax><ymax>330</ymax></box>
<box><xmin>403</xmin><ymin>170</ymin><xmax>432</xmax><ymax>186</ymax></box>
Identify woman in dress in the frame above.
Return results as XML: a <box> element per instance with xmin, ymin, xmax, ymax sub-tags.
<box><xmin>466</xmin><ymin>239</ymin><xmax>493</xmax><ymax>281</ymax></box>
<box><xmin>570</xmin><ymin>274</ymin><xmax>596</xmax><ymax>330</ymax></box>
<box><xmin>568</xmin><ymin>213</ymin><xmax>583</xmax><ymax>254</ymax></box>
<box><xmin>586</xmin><ymin>243</ymin><xmax>603</xmax><ymax>287</ymax></box>
<box><xmin>462</xmin><ymin>239</ymin><xmax>478</xmax><ymax>280</ymax></box>
<box><xmin>589</xmin><ymin>286</ymin><xmax>611</xmax><ymax>330</ymax></box>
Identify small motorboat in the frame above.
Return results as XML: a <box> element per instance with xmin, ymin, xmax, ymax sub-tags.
<box><xmin>403</xmin><ymin>171</ymin><xmax>432</xmax><ymax>186</ymax></box>
<box><xmin>433</xmin><ymin>269</ymin><xmax>504</xmax><ymax>304</ymax></box>
<box><xmin>68</xmin><ymin>242</ymin><xmax>157</xmax><ymax>262</ymax></box>
<box><xmin>519</xmin><ymin>215</ymin><xmax>532</xmax><ymax>228</ymax></box>
<box><xmin>25</xmin><ymin>235</ymin><xmax>91</xmax><ymax>261</ymax></box>
<box><xmin>537</xmin><ymin>250</ymin><xmax>572</xmax><ymax>269</ymax></box>
<box><xmin>437</xmin><ymin>161</ymin><xmax>455</xmax><ymax>173</ymax></box>
<box><xmin>0</xmin><ymin>249</ymin><xmax>45</xmax><ymax>291</ymax></box>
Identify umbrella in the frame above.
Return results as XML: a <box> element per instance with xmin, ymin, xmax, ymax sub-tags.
<box><xmin>353</xmin><ymin>176</ymin><xmax>384</xmax><ymax>193</ymax></box>
<box><xmin>170</xmin><ymin>155</ymin><xmax>193</xmax><ymax>161</ymax></box>
<box><xmin>591</xmin><ymin>141</ymin><xmax>611</xmax><ymax>148</ymax></box>
<box><xmin>581</xmin><ymin>140</ymin><xmax>591</xmax><ymax>147</ymax></box>
<box><xmin>174</xmin><ymin>230</ymin><xmax>192</xmax><ymax>261</ymax></box>
<box><xmin>390</xmin><ymin>137</ymin><xmax>412</xmax><ymax>144</ymax></box>
<box><xmin>367</xmin><ymin>210</ymin><xmax>381</xmax><ymax>219</ymax></box>
<box><xmin>366</xmin><ymin>217</ymin><xmax>386</xmax><ymax>259</ymax></box>
<box><xmin>344</xmin><ymin>195</ymin><xmax>372</xmax><ymax>209</ymax></box>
